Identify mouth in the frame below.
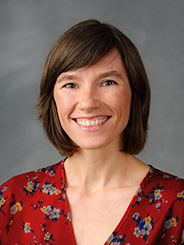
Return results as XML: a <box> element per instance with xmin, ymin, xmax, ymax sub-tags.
<box><xmin>73</xmin><ymin>116</ymin><xmax>111</xmax><ymax>127</ymax></box>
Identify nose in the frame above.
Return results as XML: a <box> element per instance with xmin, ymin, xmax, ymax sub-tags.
<box><xmin>78</xmin><ymin>87</ymin><xmax>100</xmax><ymax>112</ymax></box>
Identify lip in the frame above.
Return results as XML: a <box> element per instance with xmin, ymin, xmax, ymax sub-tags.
<box><xmin>72</xmin><ymin>116</ymin><xmax>111</xmax><ymax>131</ymax></box>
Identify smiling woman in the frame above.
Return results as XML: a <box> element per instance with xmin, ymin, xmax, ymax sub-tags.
<box><xmin>37</xmin><ymin>20</ymin><xmax>150</xmax><ymax>157</ymax></box>
<box><xmin>0</xmin><ymin>19</ymin><xmax>183</xmax><ymax>245</ymax></box>
<box><xmin>53</xmin><ymin>49</ymin><xmax>132</xmax><ymax>151</ymax></box>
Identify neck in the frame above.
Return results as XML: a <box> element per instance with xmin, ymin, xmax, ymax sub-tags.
<box><xmin>64</xmin><ymin>148</ymin><xmax>148</xmax><ymax>193</ymax></box>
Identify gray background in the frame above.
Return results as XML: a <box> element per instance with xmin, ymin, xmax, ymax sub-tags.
<box><xmin>0</xmin><ymin>0</ymin><xmax>184</xmax><ymax>185</ymax></box>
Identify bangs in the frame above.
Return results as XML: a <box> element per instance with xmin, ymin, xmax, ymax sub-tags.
<box><xmin>48</xmin><ymin>21</ymin><xmax>117</xmax><ymax>82</ymax></box>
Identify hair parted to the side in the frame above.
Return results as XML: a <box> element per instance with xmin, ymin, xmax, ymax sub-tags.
<box><xmin>36</xmin><ymin>19</ymin><xmax>150</xmax><ymax>156</ymax></box>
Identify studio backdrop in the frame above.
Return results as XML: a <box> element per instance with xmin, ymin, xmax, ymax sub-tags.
<box><xmin>0</xmin><ymin>0</ymin><xmax>184</xmax><ymax>184</ymax></box>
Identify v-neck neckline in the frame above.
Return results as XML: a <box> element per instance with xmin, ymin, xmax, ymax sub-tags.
<box><xmin>61</xmin><ymin>161</ymin><xmax>155</xmax><ymax>245</ymax></box>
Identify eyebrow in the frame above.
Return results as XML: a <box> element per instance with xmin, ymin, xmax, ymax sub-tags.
<box><xmin>98</xmin><ymin>71</ymin><xmax>125</xmax><ymax>80</ymax></box>
<box><xmin>57</xmin><ymin>74</ymin><xmax>79</xmax><ymax>83</ymax></box>
<box><xmin>57</xmin><ymin>70</ymin><xmax>125</xmax><ymax>83</ymax></box>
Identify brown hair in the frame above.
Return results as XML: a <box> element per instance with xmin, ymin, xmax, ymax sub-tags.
<box><xmin>36</xmin><ymin>19</ymin><xmax>150</xmax><ymax>156</ymax></box>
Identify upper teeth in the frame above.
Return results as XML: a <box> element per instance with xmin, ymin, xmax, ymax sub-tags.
<box><xmin>77</xmin><ymin>118</ymin><xmax>108</xmax><ymax>127</ymax></box>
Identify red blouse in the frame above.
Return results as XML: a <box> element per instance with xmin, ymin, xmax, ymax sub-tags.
<box><xmin>0</xmin><ymin>160</ymin><xmax>184</xmax><ymax>244</ymax></box>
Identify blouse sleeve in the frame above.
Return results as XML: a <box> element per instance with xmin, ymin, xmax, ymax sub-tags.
<box><xmin>0</xmin><ymin>180</ymin><xmax>13</xmax><ymax>243</ymax></box>
<box><xmin>0</xmin><ymin>175</ymin><xmax>25</xmax><ymax>244</ymax></box>
<box><xmin>158</xmin><ymin>179</ymin><xmax>184</xmax><ymax>244</ymax></box>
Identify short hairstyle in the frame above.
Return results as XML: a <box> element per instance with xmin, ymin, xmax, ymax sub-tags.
<box><xmin>36</xmin><ymin>19</ymin><xmax>150</xmax><ymax>156</ymax></box>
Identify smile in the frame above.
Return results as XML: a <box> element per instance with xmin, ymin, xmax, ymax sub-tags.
<box><xmin>75</xmin><ymin>117</ymin><xmax>109</xmax><ymax>127</ymax></box>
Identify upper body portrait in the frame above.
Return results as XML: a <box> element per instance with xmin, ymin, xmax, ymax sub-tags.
<box><xmin>0</xmin><ymin>19</ymin><xmax>183</xmax><ymax>245</ymax></box>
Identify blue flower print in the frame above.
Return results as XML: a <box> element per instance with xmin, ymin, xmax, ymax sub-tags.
<box><xmin>107</xmin><ymin>231</ymin><xmax>128</xmax><ymax>244</ymax></box>
<box><xmin>42</xmin><ymin>165</ymin><xmax>57</xmax><ymax>177</ymax></box>
<box><xmin>23</xmin><ymin>176</ymin><xmax>40</xmax><ymax>195</ymax></box>
<box><xmin>133</xmin><ymin>212</ymin><xmax>159</xmax><ymax>242</ymax></box>
<box><xmin>176</xmin><ymin>190</ymin><xmax>184</xmax><ymax>202</ymax></box>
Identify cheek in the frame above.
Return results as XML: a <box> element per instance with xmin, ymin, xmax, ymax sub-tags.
<box><xmin>54</xmin><ymin>92</ymin><xmax>76</xmax><ymax>122</ymax></box>
<box><xmin>111</xmin><ymin>89</ymin><xmax>131</xmax><ymax>111</ymax></box>
<box><xmin>53</xmin><ymin>91</ymin><xmax>65</xmax><ymax>119</ymax></box>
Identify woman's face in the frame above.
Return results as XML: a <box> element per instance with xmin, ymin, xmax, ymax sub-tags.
<box><xmin>53</xmin><ymin>49</ymin><xmax>132</xmax><ymax>151</ymax></box>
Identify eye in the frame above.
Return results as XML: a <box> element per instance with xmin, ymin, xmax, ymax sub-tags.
<box><xmin>63</xmin><ymin>83</ymin><xmax>77</xmax><ymax>89</ymax></box>
<box><xmin>102</xmin><ymin>80</ymin><xmax>117</xmax><ymax>86</ymax></box>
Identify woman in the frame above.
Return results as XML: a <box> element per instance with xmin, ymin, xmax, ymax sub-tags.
<box><xmin>0</xmin><ymin>19</ymin><xmax>183</xmax><ymax>244</ymax></box>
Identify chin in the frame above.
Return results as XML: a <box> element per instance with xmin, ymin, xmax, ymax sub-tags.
<box><xmin>75</xmin><ymin>140</ymin><xmax>116</xmax><ymax>152</ymax></box>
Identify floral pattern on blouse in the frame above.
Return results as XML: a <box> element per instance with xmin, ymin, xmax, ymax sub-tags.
<box><xmin>0</xmin><ymin>161</ymin><xmax>184</xmax><ymax>244</ymax></box>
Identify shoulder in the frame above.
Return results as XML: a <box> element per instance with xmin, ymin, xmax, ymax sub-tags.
<box><xmin>147</xmin><ymin>166</ymin><xmax>184</xmax><ymax>205</ymax></box>
<box><xmin>0</xmin><ymin>160</ymin><xmax>64</xmax><ymax>221</ymax></box>
<box><xmin>0</xmin><ymin>160</ymin><xmax>64</xmax><ymax>199</ymax></box>
<box><xmin>0</xmin><ymin>160</ymin><xmax>68</xmax><ymax>243</ymax></box>
<box><xmin>150</xmin><ymin>166</ymin><xmax>184</xmax><ymax>189</ymax></box>
<box><xmin>131</xmin><ymin>167</ymin><xmax>184</xmax><ymax>244</ymax></box>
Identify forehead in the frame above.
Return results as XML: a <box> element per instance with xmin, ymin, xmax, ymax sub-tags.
<box><xmin>57</xmin><ymin>49</ymin><xmax>128</xmax><ymax>81</ymax></box>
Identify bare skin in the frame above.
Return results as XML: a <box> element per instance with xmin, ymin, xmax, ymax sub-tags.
<box><xmin>64</xmin><ymin>150</ymin><xmax>149</xmax><ymax>245</ymax></box>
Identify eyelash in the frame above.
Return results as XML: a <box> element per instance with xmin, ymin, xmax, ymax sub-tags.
<box><xmin>62</xmin><ymin>80</ymin><xmax>117</xmax><ymax>89</ymax></box>
<box><xmin>102</xmin><ymin>80</ymin><xmax>117</xmax><ymax>86</ymax></box>
<box><xmin>63</xmin><ymin>83</ymin><xmax>77</xmax><ymax>89</ymax></box>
